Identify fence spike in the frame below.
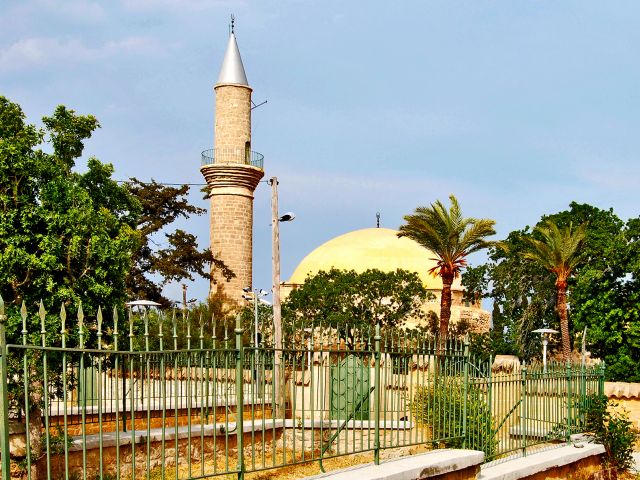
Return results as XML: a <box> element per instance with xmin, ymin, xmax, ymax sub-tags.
<box><xmin>186</xmin><ymin>309</ymin><xmax>191</xmax><ymax>350</ymax></box>
<box><xmin>39</xmin><ymin>299</ymin><xmax>46</xmax><ymax>346</ymax></box>
<box><xmin>172</xmin><ymin>308</ymin><xmax>178</xmax><ymax>349</ymax></box>
<box><xmin>211</xmin><ymin>312</ymin><xmax>217</xmax><ymax>349</ymax></box>
<box><xmin>199</xmin><ymin>312</ymin><xmax>204</xmax><ymax>349</ymax></box>
<box><xmin>77</xmin><ymin>301</ymin><xmax>85</xmax><ymax>348</ymax></box>
<box><xmin>143</xmin><ymin>308</ymin><xmax>150</xmax><ymax>351</ymax></box>
<box><xmin>158</xmin><ymin>311</ymin><xmax>164</xmax><ymax>350</ymax></box>
<box><xmin>20</xmin><ymin>301</ymin><xmax>28</xmax><ymax>342</ymax></box>
<box><xmin>97</xmin><ymin>306</ymin><xmax>103</xmax><ymax>350</ymax></box>
<box><xmin>128</xmin><ymin>306</ymin><xmax>134</xmax><ymax>351</ymax></box>
<box><xmin>113</xmin><ymin>306</ymin><xmax>119</xmax><ymax>350</ymax></box>
<box><xmin>60</xmin><ymin>304</ymin><xmax>67</xmax><ymax>349</ymax></box>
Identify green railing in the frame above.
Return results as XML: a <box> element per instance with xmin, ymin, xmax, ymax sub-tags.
<box><xmin>200</xmin><ymin>148</ymin><xmax>264</xmax><ymax>169</ymax></box>
<box><xmin>0</xmin><ymin>297</ymin><xmax>605</xmax><ymax>479</ymax></box>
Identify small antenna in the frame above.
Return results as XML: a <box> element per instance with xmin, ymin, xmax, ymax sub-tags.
<box><xmin>251</xmin><ymin>99</ymin><xmax>268</xmax><ymax>111</ymax></box>
<box><xmin>230</xmin><ymin>14</ymin><xmax>235</xmax><ymax>35</ymax></box>
<box><xmin>376</xmin><ymin>212</ymin><xmax>381</xmax><ymax>228</ymax></box>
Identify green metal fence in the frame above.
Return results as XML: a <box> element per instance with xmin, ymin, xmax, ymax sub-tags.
<box><xmin>0</xmin><ymin>298</ymin><xmax>605</xmax><ymax>479</ymax></box>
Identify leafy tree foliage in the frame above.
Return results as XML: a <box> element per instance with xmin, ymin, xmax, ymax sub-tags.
<box><xmin>0</xmin><ymin>97</ymin><xmax>140</xmax><ymax>340</ymax></box>
<box><xmin>399</xmin><ymin>195</ymin><xmax>496</xmax><ymax>337</ymax></box>
<box><xmin>464</xmin><ymin>202</ymin><xmax>640</xmax><ymax>380</ymax></box>
<box><xmin>0</xmin><ymin>97</ymin><xmax>141</xmax><ymax>479</ymax></box>
<box><xmin>283</xmin><ymin>268</ymin><xmax>428</xmax><ymax>348</ymax></box>
<box><xmin>125</xmin><ymin>179</ymin><xmax>233</xmax><ymax>307</ymax></box>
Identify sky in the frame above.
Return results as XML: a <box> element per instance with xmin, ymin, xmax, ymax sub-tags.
<box><xmin>2</xmin><ymin>0</ymin><xmax>639</xmax><ymax>304</ymax></box>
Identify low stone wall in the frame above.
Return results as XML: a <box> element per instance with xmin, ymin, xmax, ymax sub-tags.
<box><xmin>479</xmin><ymin>441</ymin><xmax>605</xmax><ymax>480</ymax></box>
<box><xmin>7</xmin><ymin>419</ymin><xmax>424</xmax><ymax>479</ymax></box>
<box><xmin>304</xmin><ymin>449</ymin><xmax>484</xmax><ymax>480</ymax></box>
<box><xmin>307</xmin><ymin>441</ymin><xmax>607</xmax><ymax>480</ymax></box>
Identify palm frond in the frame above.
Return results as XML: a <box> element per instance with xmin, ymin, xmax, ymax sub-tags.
<box><xmin>523</xmin><ymin>220</ymin><xmax>586</xmax><ymax>280</ymax></box>
<box><xmin>398</xmin><ymin>194</ymin><xmax>496</xmax><ymax>271</ymax></box>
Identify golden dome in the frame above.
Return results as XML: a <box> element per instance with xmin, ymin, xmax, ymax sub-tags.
<box><xmin>288</xmin><ymin>228</ymin><xmax>463</xmax><ymax>291</ymax></box>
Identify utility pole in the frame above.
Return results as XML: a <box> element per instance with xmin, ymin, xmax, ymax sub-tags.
<box><xmin>270</xmin><ymin>177</ymin><xmax>284</xmax><ymax>417</ymax></box>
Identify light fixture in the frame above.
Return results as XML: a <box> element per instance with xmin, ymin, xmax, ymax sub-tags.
<box><xmin>278</xmin><ymin>212</ymin><xmax>295</xmax><ymax>222</ymax></box>
<box><xmin>532</xmin><ymin>328</ymin><xmax>559</xmax><ymax>373</ymax></box>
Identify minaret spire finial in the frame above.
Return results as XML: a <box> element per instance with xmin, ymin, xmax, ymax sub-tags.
<box><xmin>376</xmin><ymin>212</ymin><xmax>381</xmax><ymax>228</ymax></box>
<box><xmin>231</xmin><ymin>14</ymin><xmax>235</xmax><ymax>35</ymax></box>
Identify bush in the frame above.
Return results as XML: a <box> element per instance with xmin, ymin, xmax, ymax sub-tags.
<box><xmin>410</xmin><ymin>376</ymin><xmax>496</xmax><ymax>458</ymax></box>
<box><xmin>584</xmin><ymin>394</ymin><xmax>638</xmax><ymax>472</ymax></box>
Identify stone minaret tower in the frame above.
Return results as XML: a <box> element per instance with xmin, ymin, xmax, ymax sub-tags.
<box><xmin>200</xmin><ymin>25</ymin><xmax>264</xmax><ymax>304</ymax></box>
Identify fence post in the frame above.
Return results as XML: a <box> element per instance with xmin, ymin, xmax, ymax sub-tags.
<box><xmin>566</xmin><ymin>361</ymin><xmax>572</xmax><ymax>443</ymax></box>
<box><xmin>235</xmin><ymin>314</ymin><xmax>245</xmax><ymax>480</ymax></box>
<box><xmin>0</xmin><ymin>296</ymin><xmax>10</xmax><ymax>478</ymax></box>
<box><xmin>462</xmin><ymin>334</ymin><xmax>470</xmax><ymax>449</ymax></box>
<box><xmin>520</xmin><ymin>362</ymin><xmax>527</xmax><ymax>457</ymax></box>
<box><xmin>374</xmin><ymin>323</ymin><xmax>381</xmax><ymax>465</ymax></box>
<box><xmin>598</xmin><ymin>362</ymin><xmax>605</xmax><ymax>397</ymax></box>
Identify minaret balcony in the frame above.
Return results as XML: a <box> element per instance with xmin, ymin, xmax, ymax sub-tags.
<box><xmin>201</xmin><ymin>148</ymin><xmax>264</xmax><ymax>170</ymax></box>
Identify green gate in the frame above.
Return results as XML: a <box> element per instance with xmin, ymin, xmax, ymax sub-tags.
<box><xmin>329</xmin><ymin>355</ymin><xmax>370</xmax><ymax>420</ymax></box>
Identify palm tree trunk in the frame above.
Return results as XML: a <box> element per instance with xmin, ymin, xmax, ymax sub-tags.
<box><xmin>556</xmin><ymin>280</ymin><xmax>571</xmax><ymax>362</ymax></box>
<box><xmin>440</xmin><ymin>272</ymin><xmax>454</xmax><ymax>339</ymax></box>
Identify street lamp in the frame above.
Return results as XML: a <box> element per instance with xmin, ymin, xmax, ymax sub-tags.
<box><xmin>242</xmin><ymin>287</ymin><xmax>269</xmax><ymax>349</ymax></box>
<box><xmin>270</xmin><ymin>176</ymin><xmax>295</xmax><ymax>417</ymax></box>
<box><xmin>532</xmin><ymin>328</ymin><xmax>559</xmax><ymax>373</ymax></box>
<box><xmin>242</xmin><ymin>288</ymin><xmax>269</xmax><ymax>398</ymax></box>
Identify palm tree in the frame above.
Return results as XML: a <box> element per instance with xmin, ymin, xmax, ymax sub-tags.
<box><xmin>398</xmin><ymin>195</ymin><xmax>496</xmax><ymax>338</ymax></box>
<box><xmin>523</xmin><ymin>220</ymin><xmax>586</xmax><ymax>361</ymax></box>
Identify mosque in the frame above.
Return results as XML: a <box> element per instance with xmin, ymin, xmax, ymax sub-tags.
<box><xmin>201</xmin><ymin>24</ymin><xmax>490</xmax><ymax>332</ymax></box>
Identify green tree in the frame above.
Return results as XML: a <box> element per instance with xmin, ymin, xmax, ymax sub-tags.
<box><xmin>470</xmin><ymin>203</ymin><xmax>640</xmax><ymax>377</ymax></box>
<box><xmin>0</xmin><ymin>97</ymin><xmax>140</xmax><ymax>328</ymax></box>
<box><xmin>283</xmin><ymin>268</ymin><xmax>428</xmax><ymax>348</ymax></box>
<box><xmin>545</xmin><ymin>204</ymin><xmax>637</xmax><ymax>379</ymax></box>
<box><xmin>125</xmin><ymin>179</ymin><xmax>233</xmax><ymax>307</ymax></box>
<box><xmin>521</xmin><ymin>220</ymin><xmax>586</xmax><ymax>361</ymax></box>
<box><xmin>0</xmin><ymin>97</ymin><xmax>140</xmax><ymax>479</ymax></box>
<box><xmin>398</xmin><ymin>195</ymin><xmax>496</xmax><ymax>337</ymax></box>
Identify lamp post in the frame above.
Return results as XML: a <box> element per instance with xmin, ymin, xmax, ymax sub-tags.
<box><xmin>270</xmin><ymin>176</ymin><xmax>295</xmax><ymax>417</ymax></box>
<box><xmin>242</xmin><ymin>288</ymin><xmax>269</xmax><ymax>399</ymax></box>
<box><xmin>532</xmin><ymin>328</ymin><xmax>559</xmax><ymax>373</ymax></box>
<box><xmin>242</xmin><ymin>287</ymin><xmax>268</xmax><ymax>349</ymax></box>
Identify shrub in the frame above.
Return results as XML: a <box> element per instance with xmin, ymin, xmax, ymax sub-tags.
<box><xmin>584</xmin><ymin>394</ymin><xmax>638</xmax><ymax>472</ymax></box>
<box><xmin>410</xmin><ymin>376</ymin><xmax>496</xmax><ymax>458</ymax></box>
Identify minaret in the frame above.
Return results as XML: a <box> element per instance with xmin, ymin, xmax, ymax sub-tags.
<box><xmin>201</xmin><ymin>22</ymin><xmax>264</xmax><ymax>305</ymax></box>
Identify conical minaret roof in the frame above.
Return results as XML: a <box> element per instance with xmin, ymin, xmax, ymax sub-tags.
<box><xmin>217</xmin><ymin>32</ymin><xmax>249</xmax><ymax>86</ymax></box>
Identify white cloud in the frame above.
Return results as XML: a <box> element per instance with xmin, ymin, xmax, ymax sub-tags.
<box><xmin>0</xmin><ymin>36</ymin><xmax>160</xmax><ymax>72</ymax></box>
<box><xmin>4</xmin><ymin>0</ymin><xmax>106</xmax><ymax>23</ymax></box>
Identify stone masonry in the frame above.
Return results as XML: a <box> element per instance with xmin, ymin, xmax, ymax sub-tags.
<box><xmin>214</xmin><ymin>84</ymin><xmax>252</xmax><ymax>155</ymax></box>
<box><xmin>201</xmin><ymin>82</ymin><xmax>264</xmax><ymax>305</ymax></box>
